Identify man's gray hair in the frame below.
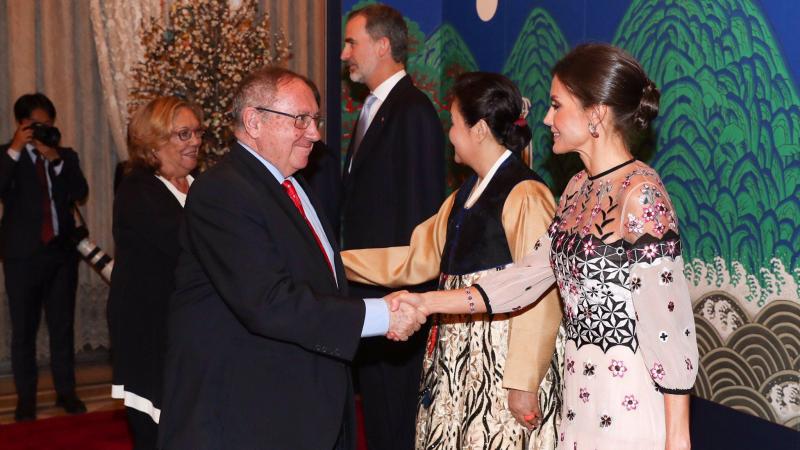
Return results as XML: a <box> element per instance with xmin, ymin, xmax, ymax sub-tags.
<box><xmin>231</xmin><ymin>66</ymin><xmax>304</xmax><ymax>128</ymax></box>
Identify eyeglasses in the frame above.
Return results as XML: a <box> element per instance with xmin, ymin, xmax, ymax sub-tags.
<box><xmin>171</xmin><ymin>128</ymin><xmax>205</xmax><ymax>142</ymax></box>
<box><xmin>254</xmin><ymin>106</ymin><xmax>324</xmax><ymax>129</ymax></box>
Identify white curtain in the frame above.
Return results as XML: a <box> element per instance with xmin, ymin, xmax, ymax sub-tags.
<box><xmin>0</xmin><ymin>0</ymin><xmax>120</xmax><ymax>364</ymax></box>
<box><xmin>89</xmin><ymin>0</ymin><xmax>163</xmax><ymax>160</ymax></box>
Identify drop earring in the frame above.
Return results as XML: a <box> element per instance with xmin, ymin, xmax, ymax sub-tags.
<box><xmin>588</xmin><ymin>122</ymin><xmax>599</xmax><ymax>138</ymax></box>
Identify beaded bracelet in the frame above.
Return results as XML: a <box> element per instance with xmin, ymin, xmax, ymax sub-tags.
<box><xmin>465</xmin><ymin>286</ymin><xmax>476</xmax><ymax>314</ymax></box>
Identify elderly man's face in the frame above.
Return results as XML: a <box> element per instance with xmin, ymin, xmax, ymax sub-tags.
<box><xmin>256</xmin><ymin>78</ymin><xmax>321</xmax><ymax>177</ymax></box>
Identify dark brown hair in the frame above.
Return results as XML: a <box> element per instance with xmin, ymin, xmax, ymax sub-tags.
<box><xmin>552</xmin><ymin>43</ymin><xmax>659</xmax><ymax>148</ymax></box>
<box><xmin>348</xmin><ymin>4</ymin><xmax>408</xmax><ymax>64</ymax></box>
<box><xmin>451</xmin><ymin>72</ymin><xmax>532</xmax><ymax>154</ymax></box>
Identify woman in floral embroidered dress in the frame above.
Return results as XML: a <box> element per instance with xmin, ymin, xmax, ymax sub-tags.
<box><xmin>394</xmin><ymin>44</ymin><xmax>699</xmax><ymax>450</ymax></box>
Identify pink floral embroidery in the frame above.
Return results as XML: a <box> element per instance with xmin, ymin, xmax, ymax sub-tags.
<box><xmin>591</xmin><ymin>203</ymin><xmax>602</xmax><ymax>217</ymax></box>
<box><xmin>549</xmin><ymin>221</ymin><xmax>559</xmax><ymax>235</ymax></box>
<box><xmin>642</xmin><ymin>206</ymin><xmax>656</xmax><ymax>222</ymax></box>
<box><xmin>626</xmin><ymin>214</ymin><xmax>644</xmax><ymax>234</ymax></box>
<box><xmin>581</xmin><ymin>223</ymin><xmax>592</xmax><ymax>235</ymax></box>
<box><xmin>642</xmin><ymin>243</ymin><xmax>659</xmax><ymax>259</ymax></box>
<box><xmin>579</xmin><ymin>388</ymin><xmax>590</xmax><ymax>403</ymax></box>
<box><xmin>654</xmin><ymin>201</ymin><xmax>668</xmax><ymax>215</ymax></box>
<box><xmin>650</xmin><ymin>363</ymin><xmax>666</xmax><ymax>381</ymax></box>
<box><xmin>600</xmin><ymin>414</ymin><xmax>612</xmax><ymax>428</ymax></box>
<box><xmin>667</xmin><ymin>240</ymin><xmax>678</xmax><ymax>255</ymax></box>
<box><xmin>567</xmin><ymin>236</ymin><xmax>577</xmax><ymax>252</ymax></box>
<box><xmin>622</xmin><ymin>395</ymin><xmax>639</xmax><ymax>411</ymax></box>
<box><xmin>608</xmin><ymin>359</ymin><xmax>628</xmax><ymax>378</ymax></box>
<box><xmin>566</xmin><ymin>358</ymin><xmax>576</xmax><ymax>374</ymax></box>
<box><xmin>653</xmin><ymin>221</ymin><xmax>666</xmax><ymax>236</ymax></box>
<box><xmin>583</xmin><ymin>239</ymin><xmax>597</xmax><ymax>255</ymax></box>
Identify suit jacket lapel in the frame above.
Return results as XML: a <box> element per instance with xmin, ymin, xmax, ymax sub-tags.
<box><xmin>294</xmin><ymin>174</ymin><xmax>346</xmax><ymax>292</ymax></box>
<box><xmin>230</xmin><ymin>144</ymin><xmax>338</xmax><ymax>288</ymax></box>
<box><xmin>346</xmin><ymin>75</ymin><xmax>413</xmax><ymax>176</ymax></box>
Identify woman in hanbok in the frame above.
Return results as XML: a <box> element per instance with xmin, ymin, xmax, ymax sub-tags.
<box><xmin>343</xmin><ymin>72</ymin><xmax>564</xmax><ymax>450</ymax></box>
<box><xmin>393</xmin><ymin>44</ymin><xmax>699</xmax><ymax>450</ymax></box>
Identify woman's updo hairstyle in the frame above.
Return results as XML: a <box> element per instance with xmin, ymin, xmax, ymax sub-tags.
<box><xmin>451</xmin><ymin>72</ymin><xmax>532</xmax><ymax>154</ymax></box>
<box><xmin>552</xmin><ymin>43</ymin><xmax>659</xmax><ymax>148</ymax></box>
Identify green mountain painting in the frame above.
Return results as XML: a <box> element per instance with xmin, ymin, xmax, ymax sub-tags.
<box><xmin>614</xmin><ymin>0</ymin><xmax>800</xmax><ymax>303</ymax></box>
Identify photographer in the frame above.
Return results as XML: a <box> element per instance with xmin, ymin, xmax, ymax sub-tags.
<box><xmin>0</xmin><ymin>93</ymin><xmax>89</xmax><ymax>421</ymax></box>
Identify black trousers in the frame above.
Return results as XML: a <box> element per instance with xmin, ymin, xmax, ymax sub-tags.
<box><xmin>352</xmin><ymin>281</ymin><xmax>431</xmax><ymax>450</ymax></box>
<box><xmin>3</xmin><ymin>246</ymin><xmax>79</xmax><ymax>406</ymax></box>
<box><xmin>126</xmin><ymin>407</ymin><xmax>159</xmax><ymax>450</ymax></box>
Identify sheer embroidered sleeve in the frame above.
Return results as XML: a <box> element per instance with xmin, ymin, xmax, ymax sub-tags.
<box><xmin>502</xmin><ymin>180</ymin><xmax>562</xmax><ymax>391</ymax></box>
<box><xmin>621</xmin><ymin>177</ymin><xmax>698</xmax><ymax>393</ymax></box>
<box><xmin>341</xmin><ymin>192</ymin><xmax>454</xmax><ymax>287</ymax></box>
<box><xmin>473</xmin><ymin>182</ymin><xmax>558</xmax><ymax>315</ymax></box>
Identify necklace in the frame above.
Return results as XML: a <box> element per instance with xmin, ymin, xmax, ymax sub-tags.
<box><xmin>588</xmin><ymin>158</ymin><xmax>636</xmax><ymax>180</ymax></box>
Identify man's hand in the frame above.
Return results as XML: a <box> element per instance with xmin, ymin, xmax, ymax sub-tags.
<box><xmin>32</xmin><ymin>140</ymin><xmax>59</xmax><ymax>162</ymax></box>
<box><xmin>507</xmin><ymin>388</ymin><xmax>541</xmax><ymax>430</ymax></box>
<box><xmin>384</xmin><ymin>292</ymin><xmax>427</xmax><ymax>341</ymax></box>
<box><xmin>10</xmin><ymin>123</ymin><xmax>33</xmax><ymax>152</ymax></box>
<box><xmin>386</xmin><ymin>291</ymin><xmax>429</xmax><ymax>315</ymax></box>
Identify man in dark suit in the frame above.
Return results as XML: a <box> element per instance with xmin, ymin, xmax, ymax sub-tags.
<box><xmin>157</xmin><ymin>67</ymin><xmax>426</xmax><ymax>450</ymax></box>
<box><xmin>0</xmin><ymin>93</ymin><xmax>89</xmax><ymax>421</ymax></box>
<box><xmin>340</xmin><ymin>5</ymin><xmax>446</xmax><ymax>449</ymax></box>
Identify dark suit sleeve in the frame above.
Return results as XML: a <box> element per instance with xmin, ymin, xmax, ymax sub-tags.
<box><xmin>184</xmin><ymin>178</ymin><xmax>366</xmax><ymax>361</ymax></box>
<box><xmin>0</xmin><ymin>146</ymin><xmax>19</xmax><ymax>196</ymax></box>
<box><xmin>52</xmin><ymin>148</ymin><xmax>89</xmax><ymax>204</ymax></box>
<box><xmin>392</xmin><ymin>97</ymin><xmax>446</xmax><ymax>241</ymax></box>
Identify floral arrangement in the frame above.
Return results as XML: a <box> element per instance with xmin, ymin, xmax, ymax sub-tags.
<box><xmin>129</xmin><ymin>0</ymin><xmax>291</xmax><ymax>167</ymax></box>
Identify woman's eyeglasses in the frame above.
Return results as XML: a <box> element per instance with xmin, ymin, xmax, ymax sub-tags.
<box><xmin>172</xmin><ymin>128</ymin><xmax>205</xmax><ymax>142</ymax></box>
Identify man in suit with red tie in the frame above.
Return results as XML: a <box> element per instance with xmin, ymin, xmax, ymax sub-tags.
<box><xmin>157</xmin><ymin>67</ymin><xmax>427</xmax><ymax>450</ymax></box>
<box><xmin>0</xmin><ymin>93</ymin><xmax>89</xmax><ymax>421</ymax></box>
<box><xmin>340</xmin><ymin>5</ymin><xmax>446</xmax><ymax>449</ymax></box>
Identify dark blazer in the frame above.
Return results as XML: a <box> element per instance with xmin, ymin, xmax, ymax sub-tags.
<box><xmin>158</xmin><ymin>143</ymin><xmax>366</xmax><ymax>450</ymax></box>
<box><xmin>107</xmin><ymin>166</ymin><xmax>184</xmax><ymax>409</ymax></box>
<box><xmin>341</xmin><ymin>74</ymin><xmax>446</xmax><ymax>252</ymax></box>
<box><xmin>0</xmin><ymin>144</ymin><xmax>89</xmax><ymax>259</ymax></box>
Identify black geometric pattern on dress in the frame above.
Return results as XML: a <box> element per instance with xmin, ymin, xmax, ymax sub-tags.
<box><xmin>568</xmin><ymin>289</ymin><xmax>638</xmax><ymax>353</ymax></box>
<box><xmin>549</xmin><ymin>230</ymin><xmax>639</xmax><ymax>353</ymax></box>
<box><xmin>624</xmin><ymin>230</ymin><xmax>683</xmax><ymax>264</ymax></box>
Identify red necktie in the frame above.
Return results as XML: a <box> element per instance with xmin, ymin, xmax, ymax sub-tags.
<box><xmin>34</xmin><ymin>154</ymin><xmax>55</xmax><ymax>243</ymax></box>
<box><xmin>281</xmin><ymin>180</ymin><xmax>334</xmax><ymax>275</ymax></box>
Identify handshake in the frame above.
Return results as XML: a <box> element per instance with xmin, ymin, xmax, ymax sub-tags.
<box><xmin>382</xmin><ymin>291</ymin><xmax>430</xmax><ymax>341</ymax></box>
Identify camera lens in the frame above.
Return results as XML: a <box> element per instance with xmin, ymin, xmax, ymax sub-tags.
<box><xmin>30</xmin><ymin>123</ymin><xmax>61</xmax><ymax>148</ymax></box>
